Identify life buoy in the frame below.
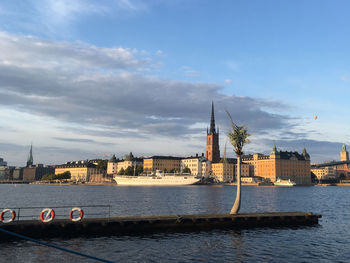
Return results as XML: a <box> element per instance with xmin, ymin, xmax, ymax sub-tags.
<box><xmin>0</xmin><ymin>209</ymin><xmax>16</xmax><ymax>223</ymax></box>
<box><xmin>69</xmin><ymin>207</ymin><xmax>84</xmax><ymax>222</ymax></box>
<box><xmin>40</xmin><ymin>208</ymin><xmax>55</xmax><ymax>223</ymax></box>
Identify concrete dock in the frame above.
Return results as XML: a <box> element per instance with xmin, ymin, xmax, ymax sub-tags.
<box><xmin>0</xmin><ymin>212</ymin><xmax>321</xmax><ymax>241</ymax></box>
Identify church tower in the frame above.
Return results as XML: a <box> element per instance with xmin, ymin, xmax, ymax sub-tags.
<box><xmin>26</xmin><ymin>144</ymin><xmax>33</xmax><ymax>167</ymax></box>
<box><xmin>206</xmin><ymin>102</ymin><xmax>220</xmax><ymax>162</ymax></box>
<box><xmin>340</xmin><ymin>144</ymin><xmax>349</xmax><ymax>162</ymax></box>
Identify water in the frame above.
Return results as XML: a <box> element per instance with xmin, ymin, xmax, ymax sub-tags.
<box><xmin>0</xmin><ymin>184</ymin><xmax>349</xmax><ymax>262</ymax></box>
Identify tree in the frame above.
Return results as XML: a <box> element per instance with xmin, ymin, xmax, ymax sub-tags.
<box><xmin>135</xmin><ymin>165</ymin><xmax>143</xmax><ymax>176</ymax></box>
<box><xmin>182</xmin><ymin>166</ymin><xmax>191</xmax><ymax>174</ymax></box>
<box><xmin>96</xmin><ymin>160</ymin><xmax>108</xmax><ymax>171</ymax></box>
<box><xmin>124</xmin><ymin>166</ymin><xmax>134</xmax><ymax>176</ymax></box>
<box><xmin>117</xmin><ymin>168</ymin><xmax>125</xmax><ymax>175</ymax></box>
<box><xmin>226</xmin><ymin>110</ymin><xmax>251</xmax><ymax>214</ymax></box>
<box><xmin>41</xmin><ymin>171</ymin><xmax>71</xmax><ymax>181</ymax></box>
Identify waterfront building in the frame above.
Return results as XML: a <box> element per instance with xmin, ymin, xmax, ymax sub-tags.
<box><xmin>181</xmin><ymin>154</ymin><xmax>206</xmax><ymax>176</ymax></box>
<box><xmin>107</xmin><ymin>154</ymin><xmax>119</xmax><ymax>174</ymax></box>
<box><xmin>201</xmin><ymin>161</ymin><xmax>211</xmax><ymax>178</ymax></box>
<box><xmin>143</xmin><ymin>156</ymin><xmax>182</xmax><ymax>173</ymax></box>
<box><xmin>12</xmin><ymin>167</ymin><xmax>23</xmax><ymax>180</ymax></box>
<box><xmin>211</xmin><ymin>158</ymin><xmax>251</xmax><ymax>182</ymax></box>
<box><xmin>340</xmin><ymin>144</ymin><xmax>349</xmax><ymax>161</ymax></box>
<box><xmin>211</xmin><ymin>160</ymin><xmax>234</xmax><ymax>182</ymax></box>
<box><xmin>0</xmin><ymin>158</ymin><xmax>7</xmax><ymax>166</ymax></box>
<box><xmin>22</xmin><ymin>164</ymin><xmax>55</xmax><ymax>181</ymax></box>
<box><xmin>206</xmin><ymin>102</ymin><xmax>220</xmax><ymax>163</ymax></box>
<box><xmin>107</xmin><ymin>152</ymin><xmax>143</xmax><ymax>175</ymax></box>
<box><xmin>311</xmin><ymin>166</ymin><xmax>336</xmax><ymax>181</ymax></box>
<box><xmin>242</xmin><ymin>145</ymin><xmax>311</xmax><ymax>185</ymax></box>
<box><xmin>55</xmin><ymin>161</ymin><xmax>104</xmax><ymax>182</ymax></box>
<box><xmin>117</xmin><ymin>152</ymin><xmax>143</xmax><ymax>173</ymax></box>
<box><xmin>311</xmin><ymin>144</ymin><xmax>350</xmax><ymax>179</ymax></box>
<box><xmin>0</xmin><ymin>166</ymin><xmax>14</xmax><ymax>180</ymax></box>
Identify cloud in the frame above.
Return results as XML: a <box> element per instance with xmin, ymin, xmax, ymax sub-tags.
<box><xmin>0</xmin><ymin>32</ymin><xmax>146</xmax><ymax>71</ymax></box>
<box><xmin>0</xmin><ymin>0</ymin><xmax>149</xmax><ymax>38</ymax></box>
<box><xmin>0</xmin><ymin>32</ymin><xmax>290</xmax><ymax>140</ymax></box>
<box><xmin>53</xmin><ymin>137</ymin><xmax>117</xmax><ymax>146</ymax></box>
<box><xmin>181</xmin><ymin>66</ymin><xmax>201</xmax><ymax>77</ymax></box>
<box><xmin>225</xmin><ymin>79</ymin><xmax>232</xmax><ymax>84</ymax></box>
<box><xmin>224</xmin><ymin>60</ymin><xmax>240</xmax><ymax>72</ymax></box>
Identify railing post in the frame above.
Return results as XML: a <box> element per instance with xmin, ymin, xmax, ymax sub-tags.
<box><xmin>17</xmin><ymin>208</ymin><xmax>21</xmax><ymax>222</ymax></box>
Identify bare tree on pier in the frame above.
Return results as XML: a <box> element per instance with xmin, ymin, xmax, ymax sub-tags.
<box><xmin>226</xmin><ymin>110</ymin><xmax>251</xmax><ymax>214</ymax></box>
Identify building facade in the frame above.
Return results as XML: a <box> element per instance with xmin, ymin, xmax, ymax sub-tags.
<box><xmin>55</xmin><ymin>161</ymin><xmax>103</xmax><ymax>182</ymax></box>
<box><xmin>311</xmin><ymin>144</ymin><xmax>350</xmax><ymax>179</ymax></box>
<box><xmin>181</xmin><ymin>154</ymin><xmax>206</xmax><ymax>176</ymax></box>
<box><xmin>211</xmin><ymin>158</ymin><xmax>251</xmax><ymax>183</ymax></box>
<box><xmin>107</xmin><ymin>152</ymin><xmax>143</xmax><ymax>175</ymax></box>
<box><xmin>143</xmin><ymin>156</ymin><xmax>182</xmax><ymax>173</ymax></box>
<box><xmin>211</xmin><ymin>161</ymin><xmax>234</xmax><ymax>182</ymax></box>
<box><xmin>206</xmin><ymin>102</ymin><xmax>220</xmax><ymax>163</ymax></box>
<box><xmin>242</xmin><ymin>145</ymin><xmax>311</xmax><ymax>185</ymax></box>
<box><xmin>311</xmin><ymin>166</ymin><xmax>336</xmax><ymax>181</ymax></box>
<box><xmin>22</xmin><ymin>165</ymin><xmax>55</xmax><ymax>181</ymax></box>
<box><xmin>0</xmin><ymin>158</ymin><xmax>7</xmax><ymax>166</ymax></box>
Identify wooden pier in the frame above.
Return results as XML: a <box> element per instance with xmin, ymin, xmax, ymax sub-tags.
<box><xmin>0</xmin><ymin>212</ymin><xmax>321</xmax><ymax>241</ymax></box>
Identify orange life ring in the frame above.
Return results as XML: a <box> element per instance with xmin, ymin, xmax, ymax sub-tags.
<box><xmin>69</xmin><ymin>207</ymin><xmax>84</xmax><ymax>222</ymax></box>
<box><xmin>40</xmin><ymin>208</ymin><xmax>55</xmax><ymax>223</ymax></box>
<box><xmin>0</xmin><ymin>209</ymin><xmax>16</xmax><ymax>223</ymax></box>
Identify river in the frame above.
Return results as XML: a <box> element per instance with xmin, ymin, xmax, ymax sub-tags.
<box><xmin>0</xmin><ymin>184</ymin><xmax>348</xmax><ymax>262</ymax></box>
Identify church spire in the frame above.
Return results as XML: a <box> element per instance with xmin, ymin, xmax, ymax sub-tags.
<box><xmin>27</xmin><ymin>143</ymin><xmax>33</xmax><ymax>167</ymax></box>
<box><xmin>210</xmin><ymin>101</ymin><xmax>216</xmax><ymax>134</ymax></box>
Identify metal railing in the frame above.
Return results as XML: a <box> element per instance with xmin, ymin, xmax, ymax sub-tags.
<box><xmin>0</xmin><ymin>205</ymin><xmax>111</xmax><ymax>222</ymax></box>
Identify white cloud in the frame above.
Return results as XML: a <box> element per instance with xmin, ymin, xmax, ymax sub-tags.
<box><xmin>0</xmin><ymin>32</ymin><xmax>303</xmax><ymax>165</ymax></box>
<box><xmin>224</xmin><ymin>60</ymin><xmax>240</xmax><ymax>72</ymax></box>
<box><xmin>225</xmin><ymin>79</ymin><xmax>232</xmax><ymax>84</ymax></box>
<box><xmin>0</xmin><ymin>31</ymin><xmax>147</xmax><ymax>71</ymax></box>
<box><xmin>0</xmin><ymin>0</ymin><xmax>149</xmax><ymax>38</ymax></box>
<box><xmin>181</xmin><ymin>66</ymin><xmax>201</xmax><ymax>77</ymax></box>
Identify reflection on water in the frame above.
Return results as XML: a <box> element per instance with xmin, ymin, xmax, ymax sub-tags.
<box><xmin>0</xmin><ymin>185</ymin><xmax>347</xmax><ymax>262</ymax></box>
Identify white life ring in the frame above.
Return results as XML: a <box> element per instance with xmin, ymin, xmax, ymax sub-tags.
<box><xmin>0</xmin><ymin>209</ymin><xmax>16</xmax><ymax>223</ymax></box>
<box><xmin>40</xmin><ymin>208</ymin><xmax>55</xmax><ymax>223</ymax></box>
<box><xmin>69</xmin><ymin>207</ymin><xmax>84</xmax><ymax>222</ymax></box>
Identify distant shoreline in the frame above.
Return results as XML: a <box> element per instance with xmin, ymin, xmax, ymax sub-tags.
<box><xmin>1</xmin><ymin>181</ymin><xmax>350</xmax><ymax>187</ymax></box>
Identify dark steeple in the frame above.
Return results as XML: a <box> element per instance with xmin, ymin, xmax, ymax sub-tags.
<box><xmin>26</xmin><ymin>144</ymin><xmax>33</xmax><ymax>167</ymax></box>
<box><xmin>206</xmin><ymin>102</ymin><xmax>220</xmax><ymax>162</ymax></box>
<box><xmin>210</xmin><ymin>101</ymin><xmax>216</xmax><ymax>134</ymax></box>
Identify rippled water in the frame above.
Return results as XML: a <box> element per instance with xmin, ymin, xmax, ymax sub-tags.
<box><xmin>0</xmin><ymin>184</ymin><xmax>349</xmax><ymax>262</ymax></box>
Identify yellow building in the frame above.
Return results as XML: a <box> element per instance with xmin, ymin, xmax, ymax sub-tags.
<box><xmin>235</xmin><ymin>163</ymin><xmax>251</xmax><ymax>178</ymax></box>
<box><xmin>211</xmin><ymin>162</ymin><xmax>234</xmax><ymax>182</ymax></box>
<box><xmin>55</xmin><ymin>161</ymin><xmax>103</xmax><ymax>182</ymax></box>
<box><xmin>143</xmin><ymin>156</ymin><xmax>182</xmax><ymax>173</ymax></box>
<box><xmin>311</xmin><ymin>166</ymin><xmax>336</xmax><ymax>181</ymax></box>
<box><xmin>242</xmin><ymin>146</ymin><xmax>311</xmax><ymax>185</ymax></box>
<box><xmin>107</xmin><ymin>152</ymin><xmax>143</xmax><ymax>175</ymax></box>
<box><xmin>181</xmin><ymin>155</ymin><xmax>206</xmax><ymax>176</ymax></box>
<box><xmin>107</xmin><ymin>155</ymin><xmax>119</xmax><ymax>174</ymax></box>
<box><xmin>211</xmin><ymin>159</ymin><xmax>251</xmax><ymax>183</ymax></box>
<box><xmin>201</xmin><ymin>161</ymin><xmax>211</xmax><ymax>178</ymax></box>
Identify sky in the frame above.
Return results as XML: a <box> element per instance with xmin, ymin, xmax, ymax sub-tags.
<box><xmin>1</xmin><ymin>0</ymin><xmax>350</xmax><ymax>166</ymax></box>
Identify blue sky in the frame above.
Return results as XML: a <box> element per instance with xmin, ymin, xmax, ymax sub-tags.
<box><xmin>0</xmin><ymin>0</ymin><xmax>350</xmax><ymax>165</ymax></box>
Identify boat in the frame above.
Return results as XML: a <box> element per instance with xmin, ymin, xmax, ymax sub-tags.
<box><xmin>274</xmin><ymin>178</ymin><xmax>296</xmax><ymax>186</ymax></box>
<box><xmin>114</xmin><ymin>171</ymin><xmax>201</xmax><ymax>186</ymax></box>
